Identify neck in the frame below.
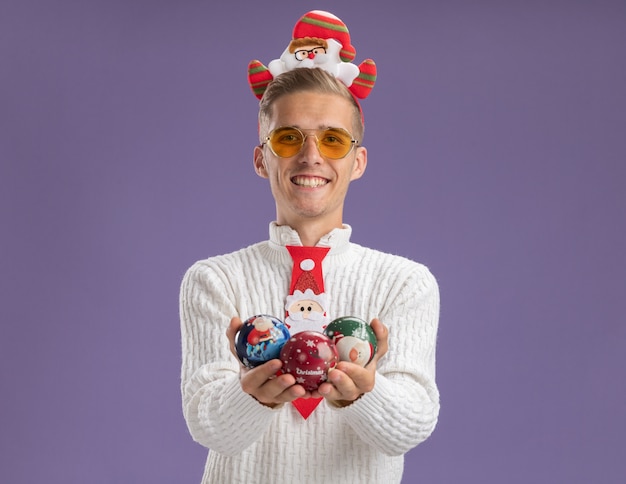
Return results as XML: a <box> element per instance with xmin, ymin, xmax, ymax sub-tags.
<box><xmin>278</xmin><ymin>219</ymin><xmax>342</xmax><ymax>247</ymax></box>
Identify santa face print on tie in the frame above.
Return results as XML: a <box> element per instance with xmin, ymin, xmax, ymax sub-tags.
<box><xmin>284</xmin><ymin>246</ymin><xmax>331</xmax><ymax>335</ymax></box>
<box><xmin>285</xmin><ymin>288</ymin><xmax>329</xmax><ymax>334</ymax></box>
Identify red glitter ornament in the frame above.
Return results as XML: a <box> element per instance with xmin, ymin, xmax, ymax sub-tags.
<box><xmin>280</xmin><ymin>331</ymin><xmax>339</xmax><ymax>391</ymax></box>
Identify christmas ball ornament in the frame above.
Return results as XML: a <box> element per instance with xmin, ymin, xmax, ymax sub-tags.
<box><xmin>324</xmin><ymin>316</ymin><xmax>377</xmax><ymax>367</ymax></box>
<box><xmin>235</xmin><ymin>315</ymin><xmax>290</xmax><ymax>368</ymax></box>
<box><xmin>280</xmin><ymin>331</ymin><xmax>339</xmax><ymax>391</ymax></box>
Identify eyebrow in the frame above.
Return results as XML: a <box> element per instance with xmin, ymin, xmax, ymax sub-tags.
<box><xmin>284</xmin><ymin>125</ymin><xmax>344</xmax><ymax>131</ymax></box>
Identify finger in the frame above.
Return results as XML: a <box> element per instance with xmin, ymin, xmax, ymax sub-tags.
<box><xmin>335</xmin><ymin>362</ymin><xmax>375</xmax><ymax>394</ymax></box>
<box><xmin>226</xmin><ymin>316</ymin><xmax>243</xmax><ymax>359</ymax></box>
<box><xmin>254</xmin><ymin>376</ymin><xmax>303</xmax><ymax>403</ymax></box>
<box><xmin>319</xmin><ymin>367</ymin><xmax>364</xmax><ymax>402</ymax></box>
<box><xmin>241</xmin><ymin>361</ymin><xmax>310</xmax><ymax>404</ymax></box>
<box><xmin>241</xmin><ymin>360</ymin><xmax>306</xmax><ymax>395</ymax></box>
<box><xmin>317</xmin><ymin>373</ymin><xmax>348</xmax><ymax>401</ymax></box>
<box><xmin>316</xmin><ymin>381</ymin><xmax>341</xmax><ymax>401</ymax></box>
<box><xmin>369</xmin><ymin>318</ymin><xmax>389</xmax><ymax>364</ymax></box>
<box><xmin>240</xmin><ymin>359</ymin><xmax>283</xmax><ymax>389</ymax></box>
<box><xmin>265</xmin><ymin>379</ymin><xmax>308</xmax><ymax>403</ymax></box>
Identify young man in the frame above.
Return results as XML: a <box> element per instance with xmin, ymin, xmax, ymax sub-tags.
<box><xmin>180</xmin><ymin>68</ymin><xmax>440</xmax><ymax>483</ymax></box>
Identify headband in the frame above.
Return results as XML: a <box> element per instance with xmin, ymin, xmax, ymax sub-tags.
<box><xmin>247</xmin><ymin>10</ymin><xmax>377</xmax><ymax>101</ymax></box>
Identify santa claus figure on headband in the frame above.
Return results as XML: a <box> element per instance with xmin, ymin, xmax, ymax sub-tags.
<box><xmin>248</xmin><ymin>10</ymin><xmax>376</xmax><ymax>100</ymax></box>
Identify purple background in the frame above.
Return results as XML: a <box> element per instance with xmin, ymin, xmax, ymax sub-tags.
<box><xmin>2</xmin><ymin>1</ymin><xmax>625</xmax><ymax>482</ymax></box>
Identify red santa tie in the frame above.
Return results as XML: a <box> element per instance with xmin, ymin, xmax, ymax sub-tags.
<box><xmin>285</xmin><ymin>245</ymin><xmax>330</xmax><ymax>419</ymax></box>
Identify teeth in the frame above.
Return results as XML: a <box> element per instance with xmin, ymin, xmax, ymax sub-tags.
<box><xmin>292</xmin><ymin>176</ymin><xmax>328</xmax><ymax>188</ymax></box>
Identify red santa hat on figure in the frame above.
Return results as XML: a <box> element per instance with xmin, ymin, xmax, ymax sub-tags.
<box><xmin>291</xmin><ymin>10</ymin><xmax>357</xmax><ymax>62</ymax></box>
<box><xmin>248</xmin><ymin>10</ymin><xmax>377</xmax><ymax>100</ymax></box>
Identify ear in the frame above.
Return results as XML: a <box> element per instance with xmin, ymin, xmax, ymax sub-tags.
<box><xmin>253</xmin><ymin>145</ymin><xmax>269</xmax><ymax>179</ymax></box>
<box><xmin>350</xmin><ymin>146</ymin><xmax>367</xmax><ymax>181</ymax></box>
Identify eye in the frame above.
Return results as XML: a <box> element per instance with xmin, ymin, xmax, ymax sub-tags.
<box><xmin>275</xmin><ymin>129</ymin><xmax>303</xmax><ymax>144</ymax></box>
<box><xmin>321</xmin><ymin>134</ymin><xmax>346</xmax><ymax>145</ymax></box>
<box><xmin>321</xmin><ymin>128</ymin><xmax>351</xmax><ymax>146</ymax></box>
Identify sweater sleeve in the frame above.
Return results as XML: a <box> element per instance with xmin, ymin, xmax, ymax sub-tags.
<box><xmin>179</xmin><ymin>260</ymin><xmax>280</xmax><ymax>456</ymax></box>
<box><xmin>332</xmin><ymin>263</ymin><xmax>440</xmax><ymax>456</ymax></box>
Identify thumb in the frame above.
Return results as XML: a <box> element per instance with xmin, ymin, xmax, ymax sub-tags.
<box><xmin>368</xmin><ymin>318</ymin><xmax>388</xmax><ymax>366</ymax></box>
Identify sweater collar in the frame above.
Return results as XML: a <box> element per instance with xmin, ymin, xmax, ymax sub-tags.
<box><xmin>268</xmin><ymin>222</ymin><xmax>352</xmax><ymax>255</ymax></box>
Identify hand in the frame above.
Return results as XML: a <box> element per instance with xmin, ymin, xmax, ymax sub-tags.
<box><xmin>226</xmin><ymin>317</ymin><xmax>312</xmax><ymax>407</ymax></box>
<box><xmin>315</xmin><ymin>318</ymin><xmax>389</xmax><ymax>407</ymax></box>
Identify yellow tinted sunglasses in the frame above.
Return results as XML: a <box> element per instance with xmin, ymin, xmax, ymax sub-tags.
<box><xmin>264</xmin><ymin>126</ymin><xmax>358</xmax><ymax>160</ymax></box>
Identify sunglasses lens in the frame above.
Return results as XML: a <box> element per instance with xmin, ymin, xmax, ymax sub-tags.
<box><xmin>317</xmin><ymin>128</ymin><xmax>354</xmax><ymax>159</ymax></box>
<box><xmin>268</xmin><ymin>127</ymin><xmax>304</xmax><ymax>158</ymax></box>
<box><xmin>267</xmin><ymin>127</ymin><xmax>355</xmax><ymax>159</ymax></box>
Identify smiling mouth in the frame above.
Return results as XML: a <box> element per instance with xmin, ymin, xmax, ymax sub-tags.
<box><xmin>291</xmin><ymin>176</ymin><xmax>328</xmax><ymax>188</ymax></box>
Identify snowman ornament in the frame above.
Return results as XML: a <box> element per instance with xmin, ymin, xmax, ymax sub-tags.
<box><xmin>324</xmin><ymin>316</ymin><xmax>378</xmax><ymax>367</ymax></box>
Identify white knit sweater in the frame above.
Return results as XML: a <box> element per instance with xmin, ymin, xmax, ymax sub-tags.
<box><xmin>180</xmin><ymin>223</ymin><xmax>440</xmax><ymax>484</ymax></box>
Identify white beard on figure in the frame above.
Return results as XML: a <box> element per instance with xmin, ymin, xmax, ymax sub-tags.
<box><xmin>286</xmin><ymin>308</ymin><xmax>329</xmax><ymax>334</ymax></box>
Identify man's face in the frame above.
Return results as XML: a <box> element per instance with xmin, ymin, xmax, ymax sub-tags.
<box><xmin>254</xmin><ymin>91</ymin><xmax>367</xmax><ymax>231</ymax></box>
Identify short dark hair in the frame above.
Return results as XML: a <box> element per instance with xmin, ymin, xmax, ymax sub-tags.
<box><xmin>258</xmin><ymin>68</ymin><xmax>364</xmax><ymax>142</ymax></box>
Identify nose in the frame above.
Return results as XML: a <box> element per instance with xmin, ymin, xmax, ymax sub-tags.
<box><xmin>299</xmin><ymin>134</ymin><xmax>323</xmax><ymax>164</ymax></box>
<box><xmin>308</xmin><ymin>52</ymin><xmax>315</xmax><ymax>59</ymax></box>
